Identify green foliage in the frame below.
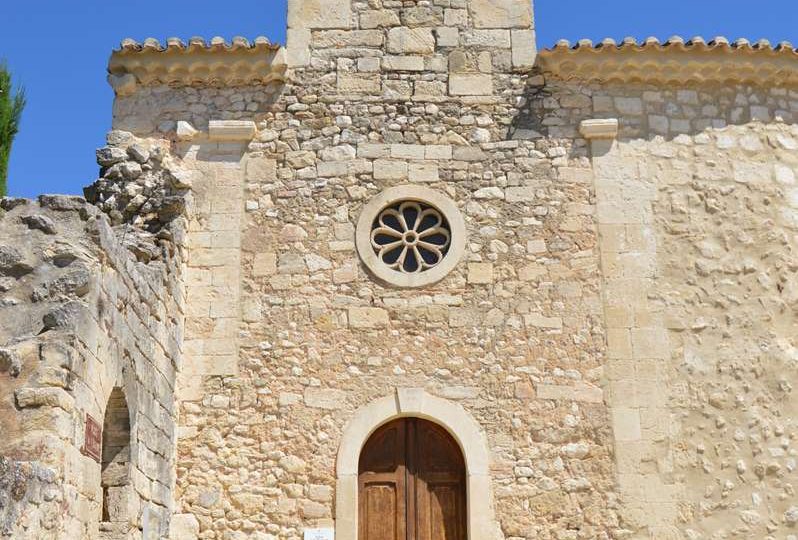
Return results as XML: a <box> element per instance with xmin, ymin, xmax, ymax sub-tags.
<box><xmin>0</xmin><ymin>63</ymin><xmax>26</xmax><ymax>197</ymax></box>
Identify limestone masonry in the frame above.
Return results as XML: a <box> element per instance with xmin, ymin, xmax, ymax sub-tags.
<box><xmin>1</xmin><ymin>1</ymin><xmax>797</xmax><ymax>539</ymax></box>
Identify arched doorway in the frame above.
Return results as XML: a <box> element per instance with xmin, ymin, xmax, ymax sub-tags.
<box><xmin>358</xmin><ymin>418</ymin><xmax>466</xmax><ymax>540</ymax></box>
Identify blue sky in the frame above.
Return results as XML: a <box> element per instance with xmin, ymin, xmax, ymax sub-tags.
<box><xmin>2</xmin><ymin>1</ymin><xmax>796</xmax><ymax>198</ymax></box>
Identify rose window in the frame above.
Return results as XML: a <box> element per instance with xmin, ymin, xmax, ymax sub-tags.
<box><xmin>356</xmin><ymin>186</ymin><xmax>466</xmax><ymax>288</ymax></box>
<box><xmin>370</xmin><ymin>201</ymin><xmax>452</xmax><ymax>274</ymax></box>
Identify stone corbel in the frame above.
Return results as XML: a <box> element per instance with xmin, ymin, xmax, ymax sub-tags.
<box><xmin>208</xmin><ymin>120</ymin><xmax>257</xmax><ymax>142</ymax></box>
<box><xmin>174</xmin><ymin>120</ymin><xmax>258</xmax><ymax>142</ymax></box>
<box><xmin>580</xmin><ymin>118</ymin><xmax>619</xmax><ymax>157</ymax></box>
<box><xmin>580</xmin><ymin>118</ymin><xmax>619</xmax><ymax>140</ymax></box>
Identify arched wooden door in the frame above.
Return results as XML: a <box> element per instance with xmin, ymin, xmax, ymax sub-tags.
<box><xmin>358</xmin><ymin>418</ymin><xmax>466</xmax><ymax>540</ymax></box>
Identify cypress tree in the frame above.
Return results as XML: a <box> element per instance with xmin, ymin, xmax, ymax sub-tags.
<box><xmin>0</xmin><ymin>63</ymin><xmax>26</xmax><ymax>197</ymax></box>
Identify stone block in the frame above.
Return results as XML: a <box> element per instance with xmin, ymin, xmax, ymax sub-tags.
<box><xmin>338</xmin><ymin>73</ymin><xmax>381</xmax><ymax>93</ymax></box>
<box><xmin>467</xmin><ymin>263</ymin><xmax>493</xmax><ymax>284</ymax></box>
<box><xmin>391</xmin><ymin>144</ymin><xmax>426</xmax><ymax>159</ymax></box>
<box><xmin>436</xmin><ymin>27</ymin><xmax>460</xmax><ymax>48</ymax></box>
<box><xmin>518</xmin><ymin>264</ymin><xmax>546</xmax><ymax>281</ymax></box>
<box><xmin>245</xmin><ymin>158</ymin><xmax>277</xmax><ymax>182</ymax></box>
<box><xmin>373</xmin><ymin>159</ymin><xmax>409</xmax><ymax>180</ymax></box>
<box><xmin>511</xmin><ymin>29</ymin><xmax>536</xmax><ymax>69</ymax></box>
<box><xmin>208</xmin><ymin>120</ymin><xmax>256</xmax><ymax>141</ymax></box>
<box><xmin>314</xmin><ymin>30</ymin><xmax>384</xmax><ymax>48</ymax></box>
<box><xmin>462</xmin><ymin>30</ymin><xmax>511</xmax><ymax>48</ymax></box>
<box><xmin>426</xmin><ymin>145</ymin><xmax>453</xmax><ymax>160</ymax></box>
<box><xmin>309</xmin><ymin>484</ymin><xmax>334</xmax><ymax>502</ymax></box>
<box><xmin>387</xmin><ymin>27</ymin><xmax>436</xmax><ymax>54</ymax></box>
<box><xmin>288</xmin><ymin>0</ymin><xmax>351</xmax><ymax>29</ymax></box>
<box><xmin>15</xmin><ymin>387</ymin><xmax>75</xmax><ymax>411</ymax></box>
<box><xmin>358</xmin><ymin>57</ymin><xmax>381</xmax><ymax>72</ymax></box>
<box><xmin>409</xmin><ymin>162</ymin><xmax>440</xmax><ymax>182</ymax></box>
<box><xmin>444</xmin><ymin>9</ymin><xmax>468</xmax><ymax>27</ymax></box>
<box><xmin>607</xmin><ymin>328</ymin><xmax>633</xmax><ymax>359</ymax></box>
<box><xmin>304</xmin><ymin>388</ymin><xmax>348</xmax><ymax>410</ymax></box>
<box><xmin>614</xmin><ymin>97</ymin><xmax>644</xmax><ymax>116</ymax></box>
<box><xmin>470</xmin><ymin>0</ymin><xmax>533</xmax><ymax>29</ymax></box>
<box><xmin>414</xmin><ymin>80</ymin><xmax>447</xmax><ymax>99</ymax></box>
<box><xmin>287</xmin><ymin>28</ymin><xmax>311</xmax><ymax>67</ymax></box>
<box><xmin>612</xmin><ymin>408</ymin><xmax>642</xmax><ymax>441</ymax></box>
<box><xmin>317</xmin><ymin>159</ymin><xmax>372</xmax><ymax>177</ymax></box>
<box><xmin>525</xmin><ymin>314</ymin><xmax>563</xmax><ymax>329</ymax></box>
<box><xmin>383</xmin><ymin>80</ymin><xmax>413</xmax><ymax>100</ymax></box>
<box><xmin>333</xmin><ymin>263</ymin><xmax>357</xmax><ymax>284</ymax></box>
<box><xmin>383</xmin><ymin>55</ymin><xmax>425</xmax><ymax>71</ymax></box>
<box><xmin>348</xmin><ymin>307</ymin><xmax>390</xmax><ymax>328</ymax></box>
<box><xmin>360</xmin><ymin>10</ymin><xmax>400</xmax><ymax>29</ymax></box>
<box><xmin>505</xmin><ymin>186</ymin><xmax>535</xmax><ymax>203</ymax></box>
<box><xmin>401</xmin><ymin>6</ymin><xmax>444</xmax><ymax>27</ymax></box>
<box><xmin>449</xmin><ymin>74</ymin><xmax>493</xmax><ymax>96</ymax></box>
<box><xmin>358</xmin><ymin>144</ymin><xmax>391</xmax><ymax>158</ymax></box>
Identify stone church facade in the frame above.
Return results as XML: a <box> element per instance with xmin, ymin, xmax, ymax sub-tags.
<box><xmin>1</xmin><ymin>1</ymin><xmax>797</xmax><ymax>539</ymax></box>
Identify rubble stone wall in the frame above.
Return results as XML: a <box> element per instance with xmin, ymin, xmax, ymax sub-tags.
<box><xmin>0</xmin><ymin>190</ymin><xmax>184</xmax><ymax>539</ymax></box>
<box><xmin>591</xmin><ymin>119</ymin><xmax>798</xmax><ymax>539</ymax></box>
<box><xmin>123</xmin><ymin>1</ymin><xmax>625</xmax><ymax>539</ymax></box>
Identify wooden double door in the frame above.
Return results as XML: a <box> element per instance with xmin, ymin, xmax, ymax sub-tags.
<box><xmin>358</xmin><ymin>418</ymin><xmax>467</xmax><ymax>540</ymax></box>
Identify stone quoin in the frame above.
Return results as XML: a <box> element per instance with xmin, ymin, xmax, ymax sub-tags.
<box><xmin>1</xmin><ymin>1</ymin><xmax>798</xmax><ymax>539</ymax></box>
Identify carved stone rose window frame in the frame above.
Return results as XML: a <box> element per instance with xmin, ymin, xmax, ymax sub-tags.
<box><xmin>356</xmin><ymin>186</ymin><xmax>466</xmax><ymax>288</ymax></box>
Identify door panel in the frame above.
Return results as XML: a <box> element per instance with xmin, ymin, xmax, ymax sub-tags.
<box><xmin>427</xmin><ymin>485</ymin><xmax>460</xmax><ymax>540</ymax></box>
<box><xmin>358</xmin><ymin>418</ymin><xmax>466</xmax><ymax>540</ymax></box>
<box><xmin>413</xmin><ymin>421</ymin><xmax>465</xmax><ymax>540</ymax></box>
<box><xmin>362</xmin><ymin>484</ymin><xmax>400</xmax><ymax>540</ymax></box>
<box><xmin>359</xmin><ymin>420</ymin><xmax>406</xmax><ymax>540</ymax></box>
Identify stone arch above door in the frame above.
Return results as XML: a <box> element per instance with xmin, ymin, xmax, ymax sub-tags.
<box><xmin>336</xmin><ymin>388</ymin><xmax>498</xmax><ymax>540</ymax></box>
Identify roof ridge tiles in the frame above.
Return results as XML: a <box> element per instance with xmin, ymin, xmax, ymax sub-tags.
<box><xmin>544</xmin><ymin>35</ymin><xmax>796</xmax><ymax>54</ymax></box>
<box><xmin>115</xmin><ymin>35</ymin><xmax>282</xmax><ymax>53</ymax></box>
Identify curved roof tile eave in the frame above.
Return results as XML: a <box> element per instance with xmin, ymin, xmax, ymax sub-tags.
<box><xmin>538</xmin><ymin>35</ymin><xmax>798</xmax><ymax>87</ymax></box>
<box><xmin>108</xmin><ymin>35</ymin><xmax>287</xmax><ymax>91</ymax></box>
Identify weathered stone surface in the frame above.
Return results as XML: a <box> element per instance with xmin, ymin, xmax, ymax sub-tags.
<box><xmin>348</xmin><ymin>307</ymin><xmax>390</xmax><ymax>328</ymax></box>
<box><xmin>288</xmin><ymin>0</ymin><xmax>351</xmax><ymax>29</ymax></box>
<box><xmin>303</xmin><ymin>388</ymin><xmax>347</xmax><ymax>410</ymax></box>
<box><xmin>387</xmin><ymin>27</ymin><xmax>436</xmax><ymax>54</ymax></box>
<box><xmin>449</xmin><ymin>74</ymin><xmax>493</xmax><ymax>96</ymax></box>
<box><xmin>21</xmin><ymin>214</ymin><xmax>57</xmax><ymax>235</ymax></box>
<box><xmin>470</xmin><ymin>0</ymin><xmax>533</xmax><ymax>28</ymax></box>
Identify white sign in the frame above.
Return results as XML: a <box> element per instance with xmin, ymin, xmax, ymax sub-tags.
<box><xmin>304</xmin><ymin>528</ymin><xmax>334</xmax><ymax>540</ymax></box>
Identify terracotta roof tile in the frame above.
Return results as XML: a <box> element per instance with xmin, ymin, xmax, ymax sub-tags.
<box><xmin>108</xmin><ymin>36</ymin><xmax>287</xmax><ymax>92</ymax></box>
<box><xmin>539</xmin><ymin>35</ymin><xmax>798</xmax><ymax>86</ymax></box>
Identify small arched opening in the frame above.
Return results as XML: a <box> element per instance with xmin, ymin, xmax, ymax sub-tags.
<box><xmin>100</xmin><ymin>387</ymin><xmax>132</xmax><ymax>532</ymax></box>
<box><xmin>359</xmin><ymin>417</ymin><xmax>466</xmax><ymax>540</ymax></box>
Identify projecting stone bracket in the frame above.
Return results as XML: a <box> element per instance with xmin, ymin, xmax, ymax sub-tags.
<box><xmin>173</xmin><ymin>120</ymin><xmax>258</xmax><ymax>143</ymax></box>
<box><xmin>580</xmin><ymin>118</ymin><xmax>619</xmax><ymax>140</ymax></box>
<box><xmin>580</xmin><ymin>118</ymin><xmax>619</xmax><ymax>158</ymax></box>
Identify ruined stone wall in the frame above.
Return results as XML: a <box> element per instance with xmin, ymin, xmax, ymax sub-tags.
<box><xmin>0</xmin><ymin>182</ymin><xmax>184</xmax><ymax>539</ymax></box>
